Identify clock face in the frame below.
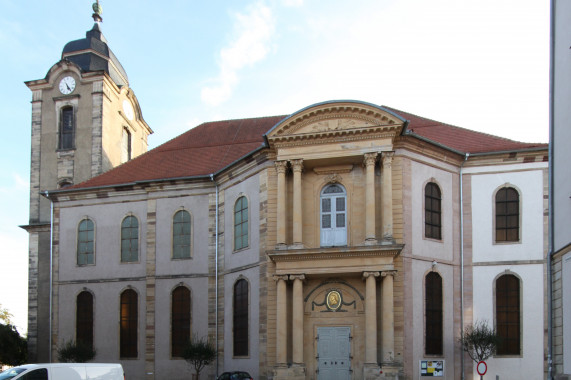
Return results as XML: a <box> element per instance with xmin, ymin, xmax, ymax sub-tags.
<box><xmin>122</xmin><ymin>100</ymin><xmax>134</xmax><ymax>121</ymax></box>
<box><xmin>59</xmin><ymin>76</ymin><xmax>76</xmax><ymax>95</ymax></box>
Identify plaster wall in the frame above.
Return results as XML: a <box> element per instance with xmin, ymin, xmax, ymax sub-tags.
<box><xmin>410</xmin><ymin>160</ymin><xmax>454</xmax><ymax>262</ymax></box>
<box><xmin>223</xmin><ymin>266</ymin><xmax>261</xmax><ymax>379</ymax></box>
<box><xmin>154</xmin><ymin>276</ymin><xmax>210</xmax><ymax>379</ymax></box>
<box><xmin>224</xmin><ymin>174</ymin><xmax>261</xmax><ymax>268</ymax></box>
<box><xmin>472</xmin><ymin>264</ymin><xmax>544</xmax><ymax>379</ymax></box>
<box><xmin>410</xmin><ymin>259</ymin><xmax>456</xmax><ymax>380</ymax></box>
<box><xmin>469</xmin><ymin>167</ymin><xmax>545</xmax><ymax>262</ymax></box>
<box><xmin>57</xmin><ymin>281</ymin><xmax>147</xmax><ymax>380</ymax></box>
<box><xmin>58</xmin><ymin>200</ymin><xmax>148</xmax><ymax>281</ymax></box>
<box><xmin>554</xmin><ymin>0</ymin><xmax>571</xmax><ymax>252</ymax></box>
<box><xmin>154</xmin><ymin>193</ymin><xmax>211</xmax><ymax>276</ymax></box>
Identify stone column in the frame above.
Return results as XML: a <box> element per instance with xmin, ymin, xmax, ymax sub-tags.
<box><xmin>363</xmin><ymin>271</ymin><xmax>380</xmax><ymax>364</ymax></box>
<box><xmin>275</xmin><ymin>161</ymin><xmax>287</xmax><ymax>247</ymax></box>
<box><xmin>290</xmin><ymin>274</ymin><xmax>306</xmax><ymax>365</ymax></box>
<box><xmin>291</xmin><ymin>159</ymin><xmax>304</xmax><ymax>246</ymax></box>
<box><xmin>381</xmin><ymin>271</ymin><xmax>396</xmax><ymax>362</ymax></box>
<box><xmin>364</xmin><ymin>153</ymin><xmax>378</xmax><ymax>244</ymax></box>
<box><xmin>381</xmin><ymin>152</ymin><xmax>394</xmax><ymax>243</ymax></box>
<box><xmin>274</xmin><ymin>275</ymin><xmax>289</xmax><ymax>365</ymax></box>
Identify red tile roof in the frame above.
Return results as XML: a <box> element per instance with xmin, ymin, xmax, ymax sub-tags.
<box><xmin>68</xmin><ymin>105</ymin><xmax>546</xmax><ymax>190</ymax></box>
<box><xmin>385</xmin><ymin>106</ymin><xmax>546</xmax><ymax>154</ymax></box>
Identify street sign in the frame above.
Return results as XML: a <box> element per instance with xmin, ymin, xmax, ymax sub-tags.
<box><xmin>476</xmin><ymin>361</ymin><xmax>487</xmax><ymax>376</ymax></box>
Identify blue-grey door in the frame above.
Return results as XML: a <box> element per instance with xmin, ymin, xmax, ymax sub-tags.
<box><xmin>317</xmin><ymin>326</ymin><xmax>351</xmax><ymax>380</ymax></box>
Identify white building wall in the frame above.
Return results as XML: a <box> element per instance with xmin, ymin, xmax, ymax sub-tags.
<box><xmin>472</xmin><ymin>264</ymin><xmax>544</xmax><ymax>379</ymax></box>
<box><xmin>469</xmin><ymin>164</ymin><xmax>546</xmax><ymax>379</ymax></box>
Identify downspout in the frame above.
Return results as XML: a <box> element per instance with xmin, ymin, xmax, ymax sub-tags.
<box><xmin>44</xmin><ymin>190</ymin><xmax>54</xmax><ymax>363</ymax></box>
<box><xmin>547</xmin><ymin>0</ymin><xmax>555</xmax><ymax>377</ymax></box>
<box><xmin>210</xmin><ymin>174</ymin><xmax>219</xmax><ymax>378</ymax></box>
<box><xmin>459</xmin><ymin>153</ymin><xmax>469</xmax><ymax>380</ymax></box>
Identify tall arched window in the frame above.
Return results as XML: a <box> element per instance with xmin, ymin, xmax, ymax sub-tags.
<box><xmin>120</xmin><ymin>289</ymin><xmax>138</xmax><ymax>358</ymax></box>
<box><xmin>121</xmin><ymin>216</ymin><xmax>139</xmax><ymax>262</ymax></box>
<box><xmin>171</xmin><ymin>286</ymin><xmax>191</xmax><ymax>357</ymax></box>
<box><xmin>173</xmin><ymin>210</ymin><xmax>191</xmax><ymax>259</ymax></box>
<box><xmin>76</xmin><ymin>291</ymin><xmax>93</xmax><ymax>349</ymax></box>
<box><xmin>496</xmin><ymin>274</ymin><xmax>521</xmax><ymax>355</ymax></box>
<box><xmin>320</xmin><ymin>184</ymin><xmax>347</xmax><ymax>246</ymax></box>
<box><xmin>495</xmin><ymin>187</ymin><xmax>520</xmax><ymax>242</ymax></box>
<box><xmin>425</xmin><ymin>272</ymin><xmax>443</xmax><ymax>355</ymax></box>
<box><xmin>233</xmin><ymin>279</ymin><xmax>249</xmax><ymax>356</ymax></box>
<box><xmin>425</xmin><ymin>182</ymin><xmax>442</xmax><ymax>240</ymax></box>
<box><xmin>234</xmin><ymin>197</ymin><xmax>249</xmax><ymax>250</ymax></box>
<box><xmin>59</xmin><ymin>106</ymin><xmax>75</xmax><ymax>150</ymax></box>
<box><xmin>77</xmin><ymin>218</ymin><xmax>95</xmax><ymax>265</ymax></box>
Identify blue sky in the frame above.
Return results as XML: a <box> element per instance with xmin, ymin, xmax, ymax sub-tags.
<box><xmin>0</xmin><ymin>0</ymin><xmax>549</xmax><ymax>333</ymax></box>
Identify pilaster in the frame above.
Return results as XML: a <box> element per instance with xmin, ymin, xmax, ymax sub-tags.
<box><xmin>291</xmin><ymin>159</ymin><xmax>304</xmax><ymax>247</ymax></box>
<box><xmin>381</xmin><ymin>152</ymin><xmax>395</xmax><ymax>244</ymax></box>
<box><xmin>364</xmin><ymin>152</ymin><xmax>378</xmax><ymax>245</ymax></box>
<box><xmin>275</xmin><ymin>161</ymin><xmax>287</xmax><ymax>248</ymax></box>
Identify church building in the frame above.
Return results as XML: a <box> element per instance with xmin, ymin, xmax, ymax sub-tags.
<box><xmin>23</xmin><ymin>6</ymin><xmax>549</xmax><ymax>380</ymax></box>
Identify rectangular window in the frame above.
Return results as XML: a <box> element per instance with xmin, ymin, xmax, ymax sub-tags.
<box><xmin>59</xmin><ymin>107</ymin><xmax>74</xmax><ymax>150</ymax></box>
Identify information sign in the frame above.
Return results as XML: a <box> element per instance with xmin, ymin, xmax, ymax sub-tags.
<box><xmin>420</xmin><ymin>360</ymin><xmax>444</xmax><ymax>377</ymax></box>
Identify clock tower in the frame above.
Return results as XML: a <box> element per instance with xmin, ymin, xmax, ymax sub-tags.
<box><xmin>23</xmin><ymin>3</ymin><xmax>153</xmax><ymax>362</ymax></box>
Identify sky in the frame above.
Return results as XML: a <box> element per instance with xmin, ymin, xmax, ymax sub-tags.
<box><xmin>0</xmin><ymin>0</ymin><xmax>549</xmax><ymax>334</ymax></box>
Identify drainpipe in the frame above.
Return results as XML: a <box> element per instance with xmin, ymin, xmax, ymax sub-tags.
<box><xmin>547</xmin><ymin>0</ymin><xmax>555</xmax><ymax>377</ymax></box>
<box><xmin>44</xmin><ymin>190</ymin><xmax>54</xmax><ymax>363</ymax></box>
<box><xmin>459</xmin><ymin>153</ymin><xmax>469</xmax><ymax>380</ymax></box>
<box><xmin>210</xmin><ymin>174</ymin><xmax>219</xmax><ymax>378</ymax></box>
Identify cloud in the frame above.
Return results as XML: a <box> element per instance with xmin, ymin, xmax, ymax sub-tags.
<box><xmin>201</xmin><ymin>2</ymin><xmax>275</xmax><ymax>106</ymax></box>
<box><xmin>281</xmin><ymin>0</ymin><xmax>303</xmax><ymax>7</ymax></box>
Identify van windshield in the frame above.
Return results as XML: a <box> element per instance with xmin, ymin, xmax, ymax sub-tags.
<box><xmin>0</xmin><ymin>368</ymin><xmax>28</xmax><ymax>380</ymax></box>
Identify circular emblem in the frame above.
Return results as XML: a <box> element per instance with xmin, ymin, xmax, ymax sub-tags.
<box><xmin>326</xmin><ymin>290</ymin><xmax>342</xmax><ymax>311</ymax></box>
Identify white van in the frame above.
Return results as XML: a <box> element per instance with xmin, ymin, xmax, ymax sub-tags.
<box><xmin>0</xmin><ymin>363</ymin><xmax>124</xmax><ymax>380</ymax></box>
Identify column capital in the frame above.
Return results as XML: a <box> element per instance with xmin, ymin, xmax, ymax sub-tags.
<box><xmin>381</xmin><ymin>151</ymin><xmax>394</xmax><ymax>167</ymax></box>
<box><xmin>289</xmin><ymin>274</ymin><xmax>306</xmax><ymax>282</ymax></box>
<box><xmin>381</xmin><ymin>270</ymin><xmax>397</xmax><ymax>278</ymax></box>
<box><xmin>290</xmin><ymin>158</ymin><xmax>304</xmax><ymax>173</ymax></box>
<box><xmin>363</xmin><ymin>152</ymin><xmax>378</xmax><ymax>167</ymax></box>
<box><xmin>275</xmin><ymin>160</ymin><xmax>288</xmax><ymax>174</ymax></box>
<box><xmin>362</xmin><ymin>271</ymin><xmax>380</xmax><ymax>280</ymax></box>
<box><xmin>273</xmin><ymin>274</ymin><xmax>289</xmax><ymax>283</ymax></box>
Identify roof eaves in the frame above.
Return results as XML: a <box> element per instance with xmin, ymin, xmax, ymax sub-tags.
<box><xmin>403</xmin><ymin>130</ymin><xmax>466</xmax><ymax>156</ymax></box>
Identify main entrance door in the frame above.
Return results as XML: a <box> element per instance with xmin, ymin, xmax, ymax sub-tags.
<box><xmin>317</xmin><ymin>327</ymin><xmax>351</xmax><ymax>380</ymax></box>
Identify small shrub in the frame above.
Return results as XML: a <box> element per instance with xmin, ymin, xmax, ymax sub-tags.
<box><xmin>182</xmin><ymin>335</ymin><xmax>216</xmax><ymax>380</ymax></box>
<box><xmin>57</xmin><ymin>340</ymin><xmax>96</xmax><ymax>363</ymax></box>
<box><xmin>460</xmin><ymin>320</ymin><xmax>500</xmax><ymax>363</ymax></box>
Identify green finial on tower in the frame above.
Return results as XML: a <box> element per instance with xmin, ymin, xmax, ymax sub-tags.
<box><xmin>92</xmin><ymin>0</ymin><xmax>103</xmax><ymax>23</ymax></box>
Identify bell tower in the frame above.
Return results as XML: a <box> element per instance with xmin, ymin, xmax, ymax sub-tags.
<box><xmin>23</xmin><ymin>2</ymin><xmax>152</xmax><ymax>361</ymax></box>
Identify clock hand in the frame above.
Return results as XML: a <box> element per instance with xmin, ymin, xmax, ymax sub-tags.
<box><xmin>66</xmin><ymin>83</ymin><xmax>71</xmax><ymax>91</ymax></box>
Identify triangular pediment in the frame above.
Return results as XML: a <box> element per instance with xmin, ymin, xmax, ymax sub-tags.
<box><xmin>266</xmin><ymin>101</ymin><xmax>406</xmax><ymax>146</ymax></box>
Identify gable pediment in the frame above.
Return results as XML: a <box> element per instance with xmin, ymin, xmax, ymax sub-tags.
<box><xmin>266</xmin><ymin>101</ymin><xmax>406</xmax><ymax>147</ymax></box>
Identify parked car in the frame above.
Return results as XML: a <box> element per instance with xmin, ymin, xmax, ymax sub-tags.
<box><xmin>0</xmin><ymin>363</ymin><xmax>124</xmax><ymax>380</ymax></box>
<box><xmin>217</xmin><ymin>371</ymin><xmax>253</xmax><ymax>380</ymax></box>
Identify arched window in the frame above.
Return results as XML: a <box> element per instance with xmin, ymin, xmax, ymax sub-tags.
<box><xmin>320</xmin><ymin>184</ymin><xmax>347</xmax><ymax>246</ymax></box>
<box><xmin>496</xmin><ymin>274</ymin><xmax>521</xmax><ymax>355</ymax></box>
<box><xmin>425</xmin><ymin>272</ymin><xmax>443</xmax><ymax>355</ymax></box>
<box><xmin>121</xmin><ymin>216</ymin><xmax>139</xmax><ymax>262</ymax></box>
<box><xmin>59</xmin><ymin>106</ymin><xmax>75</xmax><ymax>150</ymax></box>
<box><xmin>425</xmin><ymin>182</ymin><xmax>442</xmax><ymax>240</ymax></box>
<box><xmin>76</xmin><ymin>291</ymin><xmax>93</xmax><ymax>349</ymax></box>
<box><xmin>234</xmin><ymin>197</ymin><xmax>249</xmax><ymax>250</ymax></box>
<box><xmin>171</xmin><ymin>286</ymin><xmax>191</xmax><ymax>357</ymax></box>
<box><xmin>120</xmin><ymin>289</ymin><xmax>138</xmax><ymax>358</ymax></box>
<box><xmin>495</xmin><ymin>187</ymin><xmax>519</xmax><ymax>242</ymax></box>
<box><xmin>233</xmin><ymin>279</ymin><xmax>249</xmax><ymax>356</ymax></box>
<box><xmin>173</xmin><ymin>210</ymin><xmax>191</xmax><ymax>259</ymax></box>
<box><xmin>77</xmin><ymin>218</ymin><xmax>95</xmax><ymax>265</ymax></box>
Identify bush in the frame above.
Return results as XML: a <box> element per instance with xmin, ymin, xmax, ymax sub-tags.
<box><xmin>57</xmin><ymin>340</ymin><xmax>96</xmax><ymax>363</ymax></box>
